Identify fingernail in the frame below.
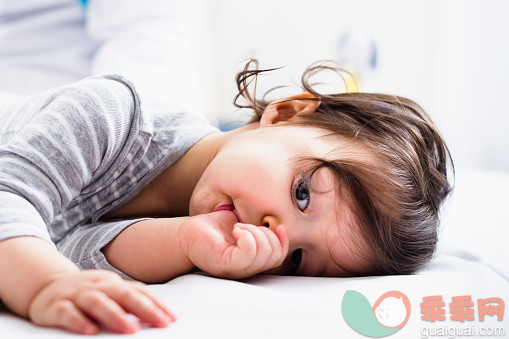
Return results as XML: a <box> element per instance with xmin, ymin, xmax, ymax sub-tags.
<box><xmin>84</xmin><ymin>325</ymin><xmax>98</xmax><ymax>335</ymax></box>
<box><xmin>126</xmin><ymin>323</ymin><xmax>140</xmax><ymax>333</ymax></box>
<box><xmin>167</xmin><ymin>312</ymin><xmax>177</xmax><ymax>322</ymax></box>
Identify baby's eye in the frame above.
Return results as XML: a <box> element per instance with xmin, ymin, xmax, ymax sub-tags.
<box><xmin>294</xmin><ymin>181</ymin><xmax>310</xmax><ymax>211</ymax></box>
<box><xmin>290</xmin><ymin>248</ymin><xmax>302</xmax><ymax>275</ymax></box>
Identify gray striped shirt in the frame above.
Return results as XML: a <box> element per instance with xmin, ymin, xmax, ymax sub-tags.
<box><xmin>0</xmin><ymin>75</ymin><xmax>217</xmax><ymax>279</ymax></box>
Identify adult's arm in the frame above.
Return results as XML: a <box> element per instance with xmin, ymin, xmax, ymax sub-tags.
<box><xmin>86</xmin><ymin>0</ymin><xmax>198</xmax><ymax>112</ymax></box>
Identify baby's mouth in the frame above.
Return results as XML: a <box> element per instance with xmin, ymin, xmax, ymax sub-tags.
<box><xmin>212</xmin><ymin>204</ymin><xmax>243</xmax><ymax>223</ymax></box>
<box><xmin>212</xmin><ymin>204</ymin><xmax>234</xmax><ymax>212</ymax></box>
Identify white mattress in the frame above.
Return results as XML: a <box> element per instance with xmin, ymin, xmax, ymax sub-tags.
<box><xmin>1</xmin><ymin>167</ymin><xmax>508</xmax><ymax>338</ymax></box>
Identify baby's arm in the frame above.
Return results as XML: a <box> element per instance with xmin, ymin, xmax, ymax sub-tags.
<box><xmin>102</xmin><ymin>217</ymin><xmax>195</xmax><ymax>283</ymax></box>
<box><xmin>0</xmin><ymin>76</ymin><xmax>177</xmax><ymax>334</ymax></box>
<box><xmin>102</xmin><ymin>210</ymin><xmax>289</xmax><ymax>282</ymax></box>
<box><xmin>0</xmin><ymin>236</ymin><xmax>173</xmax><ymax>334</ymax></box>
<box><xmin>0</xmin><ymin>237</ymin><xmax>78</xmax><ymax>318</ymax></box>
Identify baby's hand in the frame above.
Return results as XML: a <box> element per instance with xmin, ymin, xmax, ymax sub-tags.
<box><xmin>179</xmin><ymin>210</ymin><xmax>289</xmax><ymax>279</ymax></box>
<box><xmin>29</xmin><ymin>270</ymin><xmax>175</xmax><ymax>335</ymax></box>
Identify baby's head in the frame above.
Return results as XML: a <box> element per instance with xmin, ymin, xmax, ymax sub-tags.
<box><xmin>232</xmin><ymin>59</ymin><xmax>453</xmax><ymax>275</ymax></box>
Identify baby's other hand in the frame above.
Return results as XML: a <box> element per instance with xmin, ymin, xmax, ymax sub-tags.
<box><xmin>29</xmin><ymin>270</ymin><xmax>175</xmax><ymax>335</ymax></box>
<box><xmin>179</xmin><ymin>210</ymin><xmax>289</xmax><ymax>279</ymax></box>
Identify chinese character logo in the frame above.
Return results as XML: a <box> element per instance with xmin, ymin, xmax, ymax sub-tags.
<box><xmin>420</xmin><ymin>295</ymin><xmax>505</xmax><ymax>322</ymax></box>
<box><xmin>342</xmin><ymin>290</ymin><xmax>411</xmax><ymax>337</ymax></box>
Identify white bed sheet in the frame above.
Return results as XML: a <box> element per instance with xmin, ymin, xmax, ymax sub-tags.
<box><xmin>1</xmin><ymin>167</ymin><xmax>508</xmax><ymax>338</ymax></box>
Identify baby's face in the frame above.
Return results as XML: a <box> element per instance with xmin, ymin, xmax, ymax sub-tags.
<box><xmin>189</xmin><ymin>123</ymin><xmax>373</xmax><ymax>276</ymax></box>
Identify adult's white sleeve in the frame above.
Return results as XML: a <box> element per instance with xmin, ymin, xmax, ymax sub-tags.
<box><xmin>86</xmin><ymin>0</ymin><xmax>198</xmax><ymax>112</ymax></box>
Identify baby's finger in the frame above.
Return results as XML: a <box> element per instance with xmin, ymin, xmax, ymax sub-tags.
<box><xmin>75</xmin><ymin>290</ymin><xmax>139</xmax><ymax>334</ymax></box>
<box><xmin>231</xmin><ymin>225</ymin><xmax>257</xmax><ymax>268</ymax></box>
<box><xmin>45</xmin><ymin>300</ymin><xmax>98</xmax><ymax>335</ymax></box>
<box><xmin>130</xmin><ymin>282</ymin><xmax>176</xmax><ymax>321</ymax></box>
<box><xmin>105</xmin><ymin>285</ymin><xmax>172</xmax><ymax>328</ymax></box>
<box><xmin>235</xmin><ymin>224</ymin><xmax>272</xmax><ymax>269</ymax></box>
<box><xmin>258</xmin><ymin>225</ymin><xmax>287</xmax><ymax>268</ymax></box>
<box><xmin>274</xmin><ymin>225</ymin><xmax>290</xmax><ymax>265</ymax></box>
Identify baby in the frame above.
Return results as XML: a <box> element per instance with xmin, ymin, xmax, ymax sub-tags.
<box><xmin>0</xmin><ymin>59</ymin><xmax>452</xmax><ymax>334</ymax></box>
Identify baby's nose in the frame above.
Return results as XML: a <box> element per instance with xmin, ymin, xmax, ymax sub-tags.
<box><xmin>261</xmin><ymin>215</ymin><xmax>281</xmax><ymax>232</ymax></box>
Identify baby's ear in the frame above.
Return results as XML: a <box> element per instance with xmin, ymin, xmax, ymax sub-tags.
<box><xmin>260</xmin><ymin>92</ymin><xmax>320</xmax><ymax>126</ymax></box>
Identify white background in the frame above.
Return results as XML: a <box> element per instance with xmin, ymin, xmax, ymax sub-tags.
<box><xmin>188</xmin><ymin>0</ymin><xmax>509</xmax><ymax>172</ymax></box>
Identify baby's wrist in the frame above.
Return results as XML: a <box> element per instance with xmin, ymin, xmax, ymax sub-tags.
<box><xmin>27</xmin><ymin>269</ymin><xmax>79</xmax><ymax>318</ymax></box>
<box><xmin>176</xmin><ymin>216</ymin><xmax>196</xmax><ymax>267</ymax></box>
<box><xmin>176</xmin><ymin>217</ymin><xmax>196</xmax><ymax>269</ymax></box>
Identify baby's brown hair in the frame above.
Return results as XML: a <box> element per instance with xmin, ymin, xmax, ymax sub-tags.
<box><xmin>233</xmin><ymin>59</ymin><xmax>454</xmax><ymax>275</ymax></box>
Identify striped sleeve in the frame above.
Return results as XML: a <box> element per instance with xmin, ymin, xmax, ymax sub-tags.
<box><xmin>57</xmin><ymin>218</ymin><xmax>152</xmax><ymax>280</ymax></box>
<box><xmin>0</xmin><ymin>76</ymin><xmax>139</xmax><ymax>244</ymax></box>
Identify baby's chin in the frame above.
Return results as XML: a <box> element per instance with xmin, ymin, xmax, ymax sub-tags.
<box><xmin>187</xmin><ymin>193</ymin><xmax>209</xmax><ymax>216</ymax></box>
<box><xmin>187</xmin><ymin>201</ymin><xmax>201</xmax><ymax>217</ymax></box>
<box><xmin>188</xmin><ymin>186</ymin><xmax>227</xmax><ymax>217</ymax></box>
<box><xmin>188</xmin><ymin>204</ymin><xmax>203</xmax><ymax>217</ymax></box>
